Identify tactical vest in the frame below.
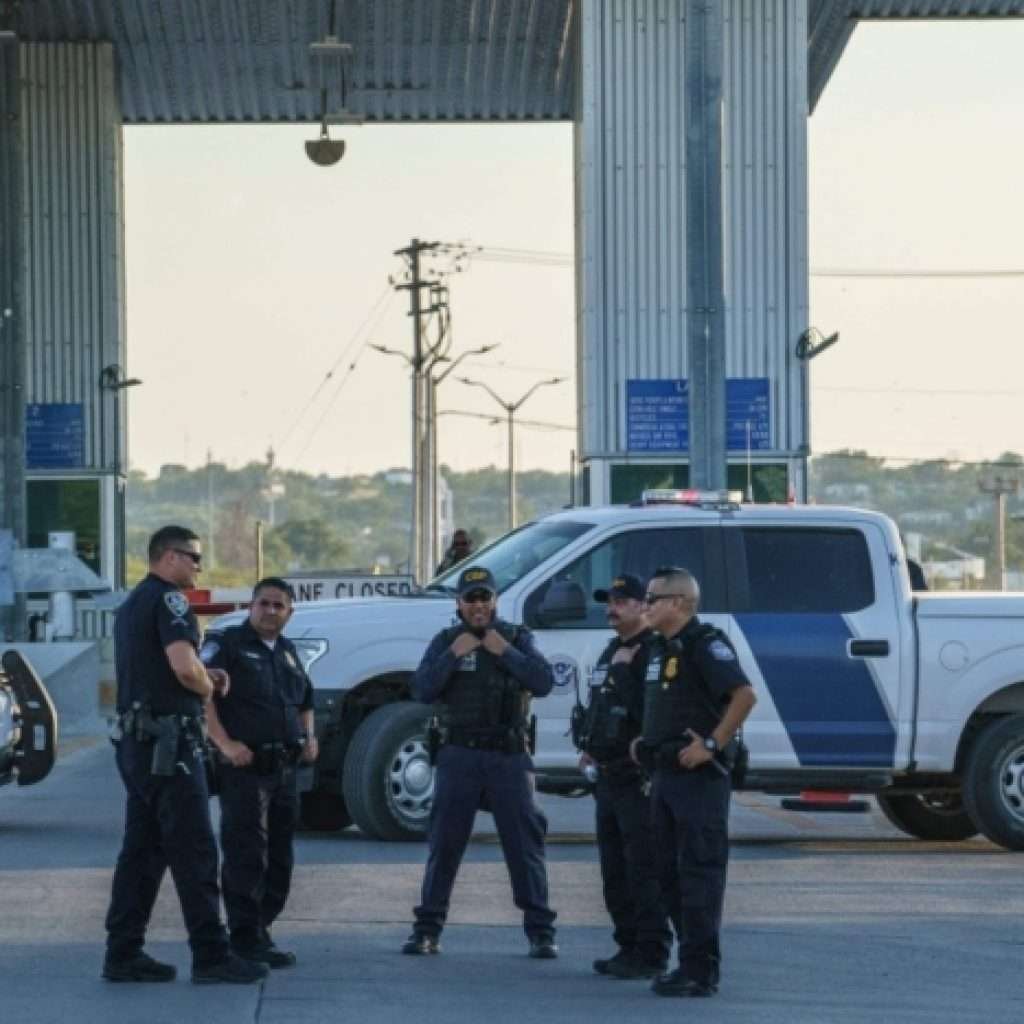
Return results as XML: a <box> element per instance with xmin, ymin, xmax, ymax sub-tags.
<box><xmin>580</xmin><ymin>642</ymin><xmax>643</xmax><ymax>761</ymax></box>
<box><xmin>440</xmin><ymin>621</ymin><xmax>530</xmax><ymax>735</ymax></box>
<box><xmin>641</xmin><ymin>623</ymin><xmax>726</xmax><ymax>748</ymax></box>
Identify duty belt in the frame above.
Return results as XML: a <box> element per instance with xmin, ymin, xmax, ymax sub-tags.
<box><xmin>240</xmin><ymin>740</ymin><xmax>302</xmax><ymax>775</ymax></box>
<box><xmin>446</xmin><ymin>727</ymin><xmax>527</xmax><ymax>754</ymax></box>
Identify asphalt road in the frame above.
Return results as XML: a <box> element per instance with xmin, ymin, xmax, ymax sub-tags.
<box><xmin>2</xmin><ymin>739</ymin><xmax>1022</xmax><ymax>1024</ymax></box>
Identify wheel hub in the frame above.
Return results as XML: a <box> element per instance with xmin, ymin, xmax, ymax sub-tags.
<box><xmin>387</xmin><ymin>736</ymin><xmax>434</xmax><ymax>825</ymax></box>
<box><xmin>998</xmin><ymin>744</ymin><xmax>1024</xmax><ymax>825</ymax></box>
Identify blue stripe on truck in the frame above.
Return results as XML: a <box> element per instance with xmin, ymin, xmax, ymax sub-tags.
<box><xmin>734</xmin><ymin>613</ymin><xmax>896</xmax><ymax>767</ymax></box>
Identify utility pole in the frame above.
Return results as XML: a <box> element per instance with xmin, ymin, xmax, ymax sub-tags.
<box><xmin>979</xmin><ymin>474</ymin><xmax>1020</xmax><ymax>591</ymax></box>
<box><xmin>458</xmin><ymin>376</ymin><xmax>565</xmax><ymax>530</ymax></box>
<box><xmin>206</xmin><ymin>449</ymin><xmax>216</xmax><ymax>571</ymax></box>
<box><xmin>388</xmin><ymin>239</ymin><xmax>441</xmax><ymax>584</ymax></box>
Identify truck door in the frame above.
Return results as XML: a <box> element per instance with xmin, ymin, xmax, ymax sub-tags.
<box><xmin>519</xmin><ymin>525</ymin><xmax>724</xmax><ymax>771</ymax></box>
<box><xmin>723</xmin><ymin>522</ymin><xmax>900</xmax><ymax>770</ymax></box>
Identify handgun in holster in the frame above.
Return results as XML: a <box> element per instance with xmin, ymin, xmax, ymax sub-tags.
<box><xmin>427</xmin><ymin>713</ymin><xmax>447</xmax><ymax>765</ymax></box>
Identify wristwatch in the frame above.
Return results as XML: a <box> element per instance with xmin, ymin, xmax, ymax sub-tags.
<box><xmin>703</xmin><ymin>736</ymin><xmax>719</xmax><ymax>754</ymax></box>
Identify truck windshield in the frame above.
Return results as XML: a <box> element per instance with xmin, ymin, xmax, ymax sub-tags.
<box><xmin>425</xmin><ymin>520</ymin><xmax>594</xmax><ymax>595</ymax></box>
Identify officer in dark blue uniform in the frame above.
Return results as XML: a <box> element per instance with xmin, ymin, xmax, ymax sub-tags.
<box><xmin>103</xmin><ymin>525</ymin><xmax>267</xmax><ymax>985</ymax></box>
<box><xmin>402</xmin><ymin>566</ymin><xmax>558</xmax><ymax>958</ymax></box>
<box><xmin>577</xmin><ymin>574</ymin><xmax>671</xmax><ymax>980</ymax></box>
<box><xmin>633</xmin><ymin>567</ymin><xmax>756</xmax><ymax>998</ymax></box>
<box><xmin>202</xmin><ymin>577</ymin><xmax>317</xmax><ymax>969</ymax></box>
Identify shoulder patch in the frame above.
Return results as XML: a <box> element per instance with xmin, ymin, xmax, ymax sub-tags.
<box><xmin>708</xmin><ymin>639</ymin><xmax>736</xmax><ymax>662</ymax></box>
<box><xmin>164</xmin><ymin>591</ymin><xmax>190</xmax><ymax>619</ymax></box>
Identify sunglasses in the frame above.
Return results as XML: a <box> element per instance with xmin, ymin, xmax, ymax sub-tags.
<box><xmin>461</xmin><ymin>590</ymin><xmax>494</xmax><ymax>604</ymax></box>
<box><xmin>173</xmin><ymin>548</ymin><xmax>203</xmax><ymax>565</ymax></box>
<box><xmin>644</xmin><ymin>592</ymin><xmax>689</xmax><ymax>605</ymax></box>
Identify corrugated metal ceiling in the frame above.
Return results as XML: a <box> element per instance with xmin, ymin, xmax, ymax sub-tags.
<box><xmin>12</xmin><ymin>1</ymin><xmax>1024</xmax><ymax>124</ymax></box>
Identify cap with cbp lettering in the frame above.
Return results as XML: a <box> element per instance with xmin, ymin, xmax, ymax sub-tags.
<box><xmin>593</xmin><ymin>573</ymin><xmax>645</xmax><ymax>603</ymax></box>
<box><xmin>457</xmin><ymin>566</ymin><xmax>498</xmax><ymax>597</ymax></box>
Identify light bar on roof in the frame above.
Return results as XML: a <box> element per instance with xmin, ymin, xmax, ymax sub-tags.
<box><xmin>640</xmin><ymin>489</ymin><xmax>743</xmax><ymax>508</ymax></box>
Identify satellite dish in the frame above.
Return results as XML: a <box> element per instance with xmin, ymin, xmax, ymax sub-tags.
<box><xmin>305</xmin><ymin>124</ymin><xmax>345</xmax><ymax>167</ymax></box>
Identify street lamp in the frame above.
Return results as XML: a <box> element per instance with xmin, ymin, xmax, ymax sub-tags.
<box><xmin>458</xmin><ymin>376</ymin><xmax>565</xmax><ymax>529</ymax></box>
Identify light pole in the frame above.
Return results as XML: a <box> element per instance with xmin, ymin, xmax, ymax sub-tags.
<box><xmin>429</xmin><ymin>344</ymin><xmax>498</xmax><ymax>565</ymax></box>
<box><xmin>458</xmin><ymin>376</ymin><xmax>565</xmax><ymax>529</ymax></box>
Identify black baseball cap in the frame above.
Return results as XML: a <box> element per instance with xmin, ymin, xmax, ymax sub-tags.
<box><xmin>593</xmin><ymin>573</ymin><xmax>645</xmax><ymax>603</ymax></box>
<box><xmin>457</xmin><ymin>566</ymin><xmax>497</xmax><ymax>598</ymax></box>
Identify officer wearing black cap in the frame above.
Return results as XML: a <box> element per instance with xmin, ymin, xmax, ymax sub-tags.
<box><xmin>103</xmin><ymin>525</ymin><xmax>267</xmax><ymax>985</ymax></box>
<box><xmin>402</xmin><ymin>565</ymin><xmax>558</xmax><ymax>959</ymax></box>
<box><xmin>201</xmin><ymin>577</ymin><xmax>317</xmax><ymax>970</ymax></box>
<box><xmin>632</xmin><ymin>567</ymin><xmax>756</xmax><ymax>998</ymax></box>
<box><xmin>578</xmin><ymin>574</ymin><xmax>670</xmax><ymax>980</ymax></box>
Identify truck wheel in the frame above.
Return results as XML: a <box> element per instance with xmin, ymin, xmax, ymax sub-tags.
<box><xmin>299</xmin><ymin>790</ymin><xmax>352</xmax><ymax>832</ymax></box>
<box><xmin>962</xmin><ymin>714</ymin><xmax>1024</xmax><ymax>851</ymax></box>
<box><xmin>876</xmin><ymin>792</ymin><xmax>977</xmax><ymax>841</ymax></box>
<box><xmin>342</xmin><ymin>703</ymin><xmax>433</xmax><ymax>841</ymax></box>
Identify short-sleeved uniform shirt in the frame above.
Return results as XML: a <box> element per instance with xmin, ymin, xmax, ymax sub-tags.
<box><xmin>200</xmin><ymin>620</ymin><xmax>314</xmax><ymax>748</ymax></box>
<box><xmin>114</xmin><ymin>573</ymin><xmax>201</xmax><ymax>716</ymax></box>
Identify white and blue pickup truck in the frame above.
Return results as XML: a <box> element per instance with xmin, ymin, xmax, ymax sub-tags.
<box><xmin>209</xmin><ymin>492</ymin><xmax>1024</xmax><ymax>849</ymax></box>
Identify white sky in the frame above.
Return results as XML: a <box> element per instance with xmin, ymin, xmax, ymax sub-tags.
<box><xmin>123</xmin><ymin>20</ymin><xmax>1024</xmax><ymax>478</ymax></box>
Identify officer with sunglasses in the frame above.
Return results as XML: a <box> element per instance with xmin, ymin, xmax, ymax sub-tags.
<box><xmin>402</xmin><ymin>565</ymin><xmax>558</xmax><ymax>959</ymax></box>
<box><xmin>104</xmin><ymin>525</ymin><xmax>266</xmax><ymax>985</ymax></box>
<box><xmin>631</xmin><ymin>567</ymin><xmax>756</xmax><ymax>999</ymax></box>
<box><xmin>202</xmin><ymin>577</ymin><xmax>317</xmax><ymax>970</ymax></box>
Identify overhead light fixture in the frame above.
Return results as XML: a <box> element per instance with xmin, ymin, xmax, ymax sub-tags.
<box><xmin>305</xmin><ymin>123</ymin><xmax>346</xmax><ymax>167</ymax></box>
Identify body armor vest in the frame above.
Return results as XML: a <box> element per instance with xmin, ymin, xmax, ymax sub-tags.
<box><xmin>440</xmin><ymin>621</ymin><xmax>530</xmax><ymax>735</ymax></box>
<box><xmin>580</xmin><ymin>641</ymin><xmax>644</xmax><ymax>761</ymax></box>
<box><xmin>642</xmin><ymin>625</ymin><xmax>725</xmax><ymax>748</ymax></box>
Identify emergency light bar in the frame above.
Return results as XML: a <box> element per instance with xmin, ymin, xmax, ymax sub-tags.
<box><xmin>637</xmin><ymin>489</ymin><xmax>743</xmax><ymax>510</ymax></box>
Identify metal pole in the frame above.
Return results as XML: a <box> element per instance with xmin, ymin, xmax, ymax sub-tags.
<box><xmin>255</xmin><ymin>520</ymin><xmax>265</xmax><ymax>583</ymax></box>
<box><xmin>684</xmin><ymin>0</ymin><xmax>726</xmax><ymax>491</ymax></box>
<box><xmin>206</xmin><ymin>449</ymin><xmax>216</xmax><ymax>570</ymax></box>
<box><xmin>507</xmin><ymin>406</ymin><xmax>516</xmax><ymax>530</ymax></box>
<box><xmin>0</xmin><ymin>31</ymin><xmax>25</xmax><ymax>640</ymax></box>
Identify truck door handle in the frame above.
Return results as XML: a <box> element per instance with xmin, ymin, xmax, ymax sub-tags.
<box><xmin>848</xmin><ymin>639</ymin><xmax>889</xmax><ymax>658</ymax></box>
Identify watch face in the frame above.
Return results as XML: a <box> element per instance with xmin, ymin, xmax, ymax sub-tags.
<box><xmin>704</xmin><ymin>737</ymin><xmax>717</xmax><ymax>752</ymax></box>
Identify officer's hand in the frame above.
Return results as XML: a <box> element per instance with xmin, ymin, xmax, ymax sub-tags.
<box><xmin>482</xmin><ymin>629</ymin><xmax>509</xmax><ymax>656</ymax></box>
<box><xmin>208</xmin><ymin>668</ymin><xmax>230</xmax><ymax>697</ymax></box>
<box><xmin>451</xmin><ymin>632</ymin><xmax>481</xmax><ymax>658</ymax></box>
<box><xmin>300</xmin><ymin>737</ymin><xmax>319</xmax><ymax>764</ymax></box>
<box><xmin>678</xmin><ymin>729</ymin><xmax>713</xmax><ymax>770</ymax></box>
<box><xmin>578</xmin><ymin>751</ymin><xmax>595</xmax><ymax>769</ymax></box>
<box><xmin>611</xmin><ymin>645</ymin><xmax>638</xmax><ymax>665</ymax></box>
<box><xmin>223</xmin><ymin>739</ymin><xmax>253</xmax><ymax>767</ymax></box>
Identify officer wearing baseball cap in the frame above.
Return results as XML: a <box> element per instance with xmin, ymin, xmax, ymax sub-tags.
<box><xmin>577</xmin><ymin>574</ymin><xmax>670</xmax><ymax>979</ymax></box>
<box><xmin>402</xmin><ymin>565</ymin><xmax>558</xmax><ymax>959</ymax></box>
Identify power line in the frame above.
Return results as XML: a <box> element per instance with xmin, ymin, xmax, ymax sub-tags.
<box><xmin>439</xmin><ymin>409</ymin><xmax>575</xmax><ymax>431</ymax></box>
<box><xmin>278</xmin><ymin>284</ymin><xmax>394</xmax><ymax>452</ymax></box>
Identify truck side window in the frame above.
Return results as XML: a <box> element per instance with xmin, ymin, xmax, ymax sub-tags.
<box><xmin>525</xmin><ymin>528</ymin><xmax>707</xmax><ymax>628</ymax></box>
<box><xmin>740</xmin><ymin>527</ymin><xmax>874</xmax><ymax>613</ymax></box>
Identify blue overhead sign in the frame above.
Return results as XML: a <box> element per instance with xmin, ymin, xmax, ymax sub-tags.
<box><xmin>26</xmin><ymin>403</ymin><xmax>85</xmax><ymax>469</ymax></box>
<box><xmin>626</xmin><ymin>378</ymin><xmax>770</xmax><ymax>453</ymax></box>
<box><xmin>626</xmin><ymin>379</ymin><xmax>689</xmax><ymax>452</ymax></box>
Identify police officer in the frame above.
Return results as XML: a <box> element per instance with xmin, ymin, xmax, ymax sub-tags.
<box><xmin>579</xmin><ymin>574</ymin><xmax>671</xmax><ymax>980</ymax></box>
<box><xmin>202</xmin><ymin>577</ymin><xmax>318</xmax><ymax>969</ymax></box>
<box><xmin>103</xmin><ymin>526</ymin><xmax>267</xmax><ymax>985</ymax></box>
<box><xmin>632</xmin><ymin>567</ymin><xmax>756</xmax><ymax>998</ymax></box>
<box><xmin>402</xmin><ymin>566</ymin><xmax>558</xmax><ymax>958</ymax></box>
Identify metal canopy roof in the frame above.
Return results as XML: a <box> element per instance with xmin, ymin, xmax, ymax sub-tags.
<box><xmin>11</xmin><ymin>1</ymin><xmax>1024</xmax><ymax>124</ymax></box>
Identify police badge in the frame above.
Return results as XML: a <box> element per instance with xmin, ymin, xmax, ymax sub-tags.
<box><xmin>665</xmin><ymin>656</ymin><xmax>678</xmax><ymax>680</ymax></box>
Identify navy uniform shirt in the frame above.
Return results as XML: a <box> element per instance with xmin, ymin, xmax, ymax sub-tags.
<box><xmin>591</xmin><ymin>626</ymin><xmax>654</xmax><ymax>726</ymax></box>
<box><xmin>412</xmin><ymin>618</ymin><xmax>554</xmax><ymax>704</ymax></box>
<box><xmin>114</xmin><ymin>573</ymin><xmax>202</xmax><ymax>716</ymax></box>
<box><xmin>201</xmin><ymin>621</ymin><xmax>314</xmax><ymax>748</ymax></box>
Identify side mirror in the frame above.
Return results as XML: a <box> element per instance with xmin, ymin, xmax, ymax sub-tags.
<box><xmin>536</xmin><ymin>580</ymin><xmax>587</xmax><ymax>626</ymax></box>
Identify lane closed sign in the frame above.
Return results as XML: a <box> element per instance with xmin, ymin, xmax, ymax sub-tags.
<box><xmin>285</xmin><ymin>575</ymin><xmax>416</xmax><ymax>603</ymax></box>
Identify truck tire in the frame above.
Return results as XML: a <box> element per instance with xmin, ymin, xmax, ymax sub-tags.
<box><xmin>962</xmin><ymin>714</ymin><xmax>1024</xmax><ymax>851</ymax></box>
<box><xmin>342</xmin><ymin>703</ymin><xmax>434</xmax><ymax>841</ymax></box>
<box><xmin>876</xmin><ymin>792</ymin><xmax>978</xmax><ymax>841</ymax></box>
<box><xmin>299</xmin><ymin>790</ymin><xmax>352</xmax><ymax>832</ymax></box>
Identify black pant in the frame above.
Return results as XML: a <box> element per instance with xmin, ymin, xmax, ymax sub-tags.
<box><xmin>414</xmin><ymin>745</ymin><xmax>556</xmax><ymax>939</ymax></box>
<box><xmin>105</xmin><ymin>733</ymin><xmax>228</xmax><ymax>967</ymax></box>
<box><xmin>651</xmin><ymin>767</ymin><xmax>731</xmax><ymax>985</ymax></box>
<box><xmin>594</xmin><ymin>774</ymin><xmax>671</xmax><ymax>961</ymax></box>
<box><xmin>218</xmin><ymin>763</ymin><xmax>300</xmax><ymax>950</ymax></box>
